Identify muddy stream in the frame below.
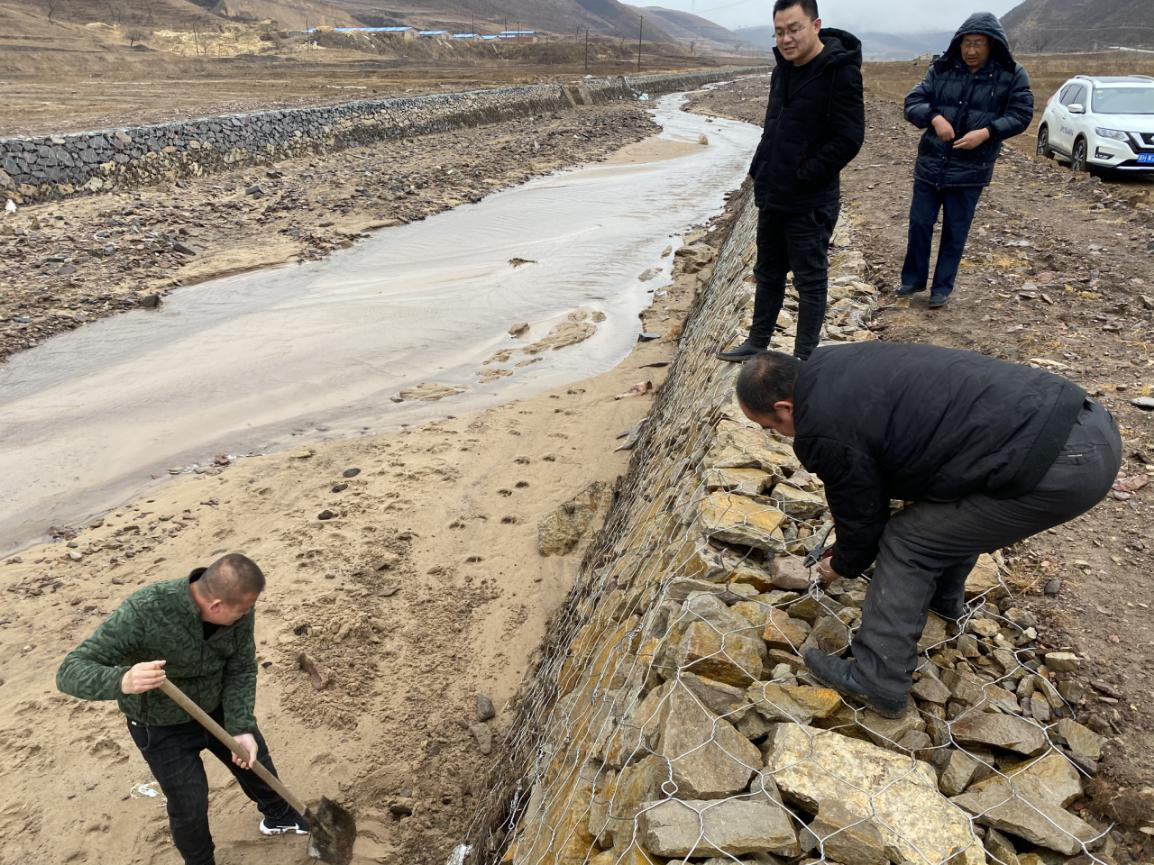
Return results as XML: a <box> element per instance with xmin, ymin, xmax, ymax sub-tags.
<box><xmin>0</xmin><ymin>92</ymin><xmax>760</xmax><ymax>552</ymax></box>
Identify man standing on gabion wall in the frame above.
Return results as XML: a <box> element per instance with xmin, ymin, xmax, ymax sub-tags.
<box><xmin>719</xmin><ymin>0</ymin><xmax>864</xmax><ymax>363</ymax></box>
<box><xmin>734</xmin><ymin>344</ymin><xmax>1121</xmax><ymax>717</ymax></box>
<box><xmin>897</xmin><ymin>12</ymin><xmax>1033</xmax><ymax>309</ymax></box>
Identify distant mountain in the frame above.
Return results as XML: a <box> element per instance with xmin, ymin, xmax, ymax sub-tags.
<box><xmin>322</xmin><ymin>0</ymin><xmax>681</xmax><ymax>42</ymax></box>
<box><xmin>1002</xmin><ymin>0</ymin><xmax>1154</xmax><ymax>52</ymax></box>
<box><xmin>732</xmin><ymin>25</ymin><xmax>772</xmax><ymax>51</ymax></box>
<box><xmin>633</xmin><ymin>6</ymin><xmax>744</xmax><ymax>48</ymax></box>
<box><xmin>858</xmin><ymin>31</ymin><xmax>953</xmax><ymax>60</ymax></box>
<box><xmin>733</xmin><ymin>25</ymin><xmax>951</xmax><ymax>60</ymax></box>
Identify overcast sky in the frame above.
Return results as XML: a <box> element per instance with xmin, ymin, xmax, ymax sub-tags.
<box><xmin>656</xmin><ymin>0</ymin><xmax>1023</xmax><ymax>33</ymax></box>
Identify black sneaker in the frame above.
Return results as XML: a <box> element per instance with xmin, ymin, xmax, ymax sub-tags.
<box><xmin>803</xmin><ymin>648</ymin><xmax>908</xmax><ymax>719</ymax></box>
<box><xmin>718</xmin><ymin>340</ymin><xmax>767</xmax><ymax>362</ymax></box>
<box><xmin>928</xmin><ymin>294</ymin><xmax>949</xmax><ymax>309</ymax></box>
<box><xmin>260</xmin><ymin>811</ymin><xmax>310</xmax><ymax>836</ymax></box>
<box><xmin>895</xmin><ymin>284</ymin><xmax>924</xmax><ymax>297</ymax></box>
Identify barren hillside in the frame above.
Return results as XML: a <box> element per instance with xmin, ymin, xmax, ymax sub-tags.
<box><xmin>1002</xmin><ymin>0</ymin><xmax>1154</xmax><ymax>52</ymax></box>
<box><xmin>324</xmin><ymin>0</ymin><xmax>679</xmax><ymax>40</ymax></box>
<box><xmin>634</xmin><ymin>5</ymin><xmax>744</xmax><ymax>49</ymax></box>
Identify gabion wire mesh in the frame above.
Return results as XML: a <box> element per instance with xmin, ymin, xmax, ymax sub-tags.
<box><xmin>458</xmin><ymin>188</ymin><xmax>1112</xmax><ymax>865</ymax></box>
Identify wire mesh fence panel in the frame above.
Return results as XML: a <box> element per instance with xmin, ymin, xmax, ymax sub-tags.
<box><xmin>457</xmin><ymin>187</ymin><xmax>1112</xmax><ymax>865</ymax></box>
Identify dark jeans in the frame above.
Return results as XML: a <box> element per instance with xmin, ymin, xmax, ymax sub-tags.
<box><xmin>852</xmin><ymin>400</ymin><xmax>1122</xmax><ymax>700</ymax></box>
<box><xmin>900</xmin><ymin>180</ymin><xmax>984</xmax><ymax>298</ymax></box>
<box><xmin>749</xmin><ymin>201</ymin><xmax>839</xmax><ymax>360</ymax></box>
<box><xmin>128</xmin><ymin>709</ymin><xmax>294</xmax><ymax>865</ymax></box>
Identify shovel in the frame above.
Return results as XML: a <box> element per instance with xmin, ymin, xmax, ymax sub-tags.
<box><xmin>159</xmin><ymin>679</ymin><xmax>357</xmax><ymax>865</ymax></box>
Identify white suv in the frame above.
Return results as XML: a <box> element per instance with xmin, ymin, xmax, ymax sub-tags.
<box><xmin>1037</xmin><ymin>75</ymin><xmax>1154</xmax><ymax>173</ymax></box>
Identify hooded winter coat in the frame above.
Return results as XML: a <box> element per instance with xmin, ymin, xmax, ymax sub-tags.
<box><xmin>905</xmin><ymin>12</ymin><xmax>1033</xmax><ymax>188</ymax></box>
<box><xmin>749</xmin><ymin>28</ymin><xmax>865</xmax><ymax>212</ymax></box>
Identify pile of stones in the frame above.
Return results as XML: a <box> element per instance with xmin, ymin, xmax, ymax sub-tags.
<box><xmin>482</xmin><ymin>194</ymin><xmax>1115</xmax><ymax>865</ymax></box>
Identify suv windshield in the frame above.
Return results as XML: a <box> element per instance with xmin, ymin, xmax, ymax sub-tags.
<box><xmin>1092</xmin><ymin>86</ymin><xmax>1154</xmax><ymax>115</ymax></box>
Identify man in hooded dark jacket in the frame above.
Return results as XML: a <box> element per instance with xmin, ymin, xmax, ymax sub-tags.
<box><xmin>897</xmin><ymin>12</ymin><xmax>1033</xmax><ymax>308</ymax></box>
<box><xmin>719</xmin><ymin>0</ymin><xmax>864</xmax><ymax>362</ymax></box>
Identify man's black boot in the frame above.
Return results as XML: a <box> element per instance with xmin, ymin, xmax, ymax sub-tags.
<box><xmin>803</xmin><ymin>649</ymin><xmax>908</xmax><ymax>719</ymax></box>
<box><xmin>928</xmin><ymin>600</ymin><xmax>968</xmax><ymax>621</ymax></box>
<box><xmin>718</xmin><ymin>339</ymin><xmax>767</xmax><ymax>363</ymax></box>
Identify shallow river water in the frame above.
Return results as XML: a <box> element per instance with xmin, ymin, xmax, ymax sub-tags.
<box><xmin>0</xmin><ymin>90</ymin><xmax>761</xmax><ymax>552</ymax></box>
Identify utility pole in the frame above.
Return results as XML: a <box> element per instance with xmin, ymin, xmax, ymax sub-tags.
<box><xmin>637</xmin><ymin>16</ymin><xmax>643</xmax><ymax>72</ymax></box>
<box><xmin>504</xmin><ymin>15</ymin><xmax>507</xmax><ymax>35</ymax></box>
<box><xmin>584</xmin><ymin>28</ymin><xmax>589</xmax><ymax>72</ymax></box>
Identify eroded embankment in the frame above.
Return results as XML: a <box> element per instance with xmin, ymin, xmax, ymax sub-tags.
<box><xmin>0</xmin><ymin>68</ymin><xmax>763</xmax><ymax>204</ymax></box>
<box><xmin>459</xmin><ymin>188</ymin><xmax>1122</xmax><ymax>865</ymax></box>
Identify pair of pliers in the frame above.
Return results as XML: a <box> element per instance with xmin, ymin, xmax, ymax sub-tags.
<box><xmin>803</xmin><ymin>523</ymin><xmax>835</xmax><ymax>570</ymax></box>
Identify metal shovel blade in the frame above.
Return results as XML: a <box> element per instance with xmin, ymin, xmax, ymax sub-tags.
<box><xmin>307</xmin><ymin>797</ymin><xmax>357</xmax><ymax>865</ymax></box>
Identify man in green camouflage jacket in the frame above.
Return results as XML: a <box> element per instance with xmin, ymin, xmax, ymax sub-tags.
<box><xmin>57</xmin><ymin>553</ymin><xmax>307</xmax><ymax>865</ymax></box>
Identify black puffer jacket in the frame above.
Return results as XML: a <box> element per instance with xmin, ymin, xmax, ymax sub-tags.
<box><xmin>750</xmin><ymin>28</ymin><xmax>865</xmax><ymax>212</ymax></box>
<box><xmin>905</xmin><ymin>12</ymin><xmax>1033</xmax><ymax>188</ymax></box>
<box><xmin>792</xmin><ymin>343</ymin><xmax>1086</xmax><ymax>578</ymax></box>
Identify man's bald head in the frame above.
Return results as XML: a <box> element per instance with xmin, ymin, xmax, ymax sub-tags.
<box><xmin>199</xmin><ymin>553</ymin><xmax>265</xmax><ymax>605</ymax></box>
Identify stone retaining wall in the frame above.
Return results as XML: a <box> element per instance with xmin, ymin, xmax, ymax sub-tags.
<box><xmin>459</xmin><ymin>189</ymin><xmax>1110</xmax><ymax>865</ymax></box>
<box><xmin>0</xmin><ymin>67</ymin><xmax>766</xmax><ymax>204</ymax></box>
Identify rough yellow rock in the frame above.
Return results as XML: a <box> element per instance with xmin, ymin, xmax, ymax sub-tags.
<box><xmin>964</xmin><ymin>553</ymin><xmax>1005</xmax><ymax>599</ymax></box>
<box><xmin>514</xmin><ymin>763</ymin><xmax>600</xmax><ymax>865</ymax></box>
<box><xmin>703</xmin><ymin>466</ymin><xmax>771</xmax><ymax>496</ymax></box>
<box><xmin>656</xmin><ymin>688</ymin><xmax>760</xmax><ymax>799</ymax></box>
<box><xmin>588</xmin><ymin>756</ymin><xmax>666</xmax><ymax>848</ymax></box>
<box><xmin>589</xmin><ymin>847</ymin><xmax>662</xmax><ymax>865</ymax></box>
<box><xmin>704</xmin><ymin>420</ymin><xmax>797</xmax><ymax>474</ymax></box>
<box><xmin>762</xmin><ymin>608</ymin><xmax>811</xmax><ymax>651</ymax></box>
<box><xmin>766</xmin><ymin>724</ymin><xmax>985</xmax><ymax>865</ymax></box>
<box><xmin>670</xmin><ymin>620</ymin><xmax>765</xmax><ymax>687</ymax></box>
<box><xmin>770</xmin><ymin>482</ymin><xmax>826</xmax><ymax>518</ymax></box>
<box><xmin>698</xmin><ymin>492</ymin><xmax>787</xmax><ymax>551</ymax></box>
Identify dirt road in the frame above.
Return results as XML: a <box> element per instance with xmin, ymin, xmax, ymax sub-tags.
<box><xmin>692</xmin><ymin>76</ymin><xmax>1154</xmax><ymax>857</ymax></box>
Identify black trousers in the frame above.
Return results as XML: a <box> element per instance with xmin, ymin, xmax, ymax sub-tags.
<box><xmin>128</xmin><ymin>709</ymin><xmax>294</xmax><ymax>865</ymax></box>
<box><xmin>900</xmin><ymin>179</ymin><xmax>984</xmax><ymax>299</ymax></box>
<box><xmin>852</xmin><ymin>400</ymin><xmax>1122</xmax><ymax>701</ymax></box>
<box><xmin>749</xmin><ymin>201</ymin><xmax>839</xmax><ymax>360</ymax></box>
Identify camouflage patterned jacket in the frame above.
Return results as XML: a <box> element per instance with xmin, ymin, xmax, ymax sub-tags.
<box><xmin>56</xmin><ymin>570</ymin><xmax>258</xmax><ymax>734</ymax></box>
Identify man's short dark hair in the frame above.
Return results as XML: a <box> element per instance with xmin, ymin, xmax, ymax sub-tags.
<box><xmin>736</xmin><ymin>351</ymin><xmax>802</xmax><ymax>415</ymax></box>
<box><xmin>202</xmin><ymin>553</ymin><xmax>265</xmax><ymax>603</ymax></box>
<box><xmin>773</xmin><ymin>0</ymin><xmax>819</xmax><ymax>19</ymax></box>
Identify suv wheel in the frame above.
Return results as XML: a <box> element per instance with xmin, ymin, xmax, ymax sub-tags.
<box><xmin>1036</xmin><ymin>125</ymin><xmax>1054</xmax><ymax>159</ymax></box>
<box><xmin>1071</xmin><ymin>137</ymin><xmax>1088</xmax><ymax>173</ymax></box>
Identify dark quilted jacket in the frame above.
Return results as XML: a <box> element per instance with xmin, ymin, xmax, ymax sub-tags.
<box><xmin>793</xmin><ymin>343</ymin><xmax>1086</xmax><ymax>578</ymax></box>
<box><xmin>750</xmin><ymin>28</ymin><xmax>865</xmax><ymax>212</ymax></box>
<box><xmin>57</xmin><ymin>570</ymin><xmax>258</xmax><ymax>734</ymax></box>
<box><xmin>905</xmin><ymin>12</ymin><xmax>1034</xmax><ymax>187</ymax></box>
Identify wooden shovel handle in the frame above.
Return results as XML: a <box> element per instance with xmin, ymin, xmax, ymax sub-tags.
<box><xmin>159</xmin><ymin>679</ymin><xmax>308</xmax><ymax>816</ymax></box>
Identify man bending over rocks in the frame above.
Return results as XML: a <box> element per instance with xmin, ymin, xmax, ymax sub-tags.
<box><xmin>57</xmin><ymin>553</ymin><xmax>308</xmax><ymax>865</ymax></box>
<box><xmin>735</xmin><ymin>343</ymin><xmax>1120</xmax><ymax>717</ymax></box>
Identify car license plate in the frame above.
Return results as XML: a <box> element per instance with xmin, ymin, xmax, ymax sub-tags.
<box><xmin>1140</xmin><ymin>153</ymin><xmax>1154</xmax><ymax>164</ymax></box>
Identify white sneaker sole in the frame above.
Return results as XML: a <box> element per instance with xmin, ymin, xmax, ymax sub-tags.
<box><xmin>260</xmin><ymin>821</ymin><xmax>308</xmax><ymax>836</ymax></box>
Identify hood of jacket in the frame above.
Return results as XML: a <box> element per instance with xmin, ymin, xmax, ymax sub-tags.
<box><xmin>939</xmin><ymin>12</ymin><xmax>1015</xmax><ymax>71</ymax></box>
<box><xmin>771</xmin><ymin>27</ymin><xmax>863</xmax><ymax>74</ymax></box>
